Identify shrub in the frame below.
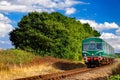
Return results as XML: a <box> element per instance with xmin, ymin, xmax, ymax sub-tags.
<box><xmin>112</xmin><ymin>62</ymin><xmax>120</xmax><ymax>75</ymax></box>
<box><xmin>109</xmin><ymin>75</ymin><xmax>120</xmax><ymax>80</ymax></box>
<box><xmin>109</xmin><ymin>62</ymin><xmax>120</xmax><ymax>80</ymax></box>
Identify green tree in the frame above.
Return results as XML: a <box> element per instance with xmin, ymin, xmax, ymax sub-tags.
<box><xmin>9</xmin><ymin>12</ymin><xmax>100</xmax><ymax>60</ymax></box>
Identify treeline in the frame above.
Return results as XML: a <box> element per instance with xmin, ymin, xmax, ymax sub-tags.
<box><xmin>115</xmin><ymin>53</ymin><xmax>120</xmax><ymax>58</ymax></box>
<box><xmin>9</xmin><ymin>12</ymin><xmax>100</xmax><ymax>60</ymax></box>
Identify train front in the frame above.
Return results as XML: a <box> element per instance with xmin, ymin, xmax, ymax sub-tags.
<box><xmin>82</xmin><ymin>37</ymin><xmax>104</xmax><ymax>67</ymax></box>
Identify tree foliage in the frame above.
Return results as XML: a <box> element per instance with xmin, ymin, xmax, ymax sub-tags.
<box><xmin>9</xmin><ymin>12</ymin><xmax>100</xmax><ymax>60</ymax></box>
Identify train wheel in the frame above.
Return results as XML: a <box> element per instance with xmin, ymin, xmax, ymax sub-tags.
<box><xmin>86</xmin><ymin>63</ymin><xmax>91</xmax><ymax>68</ymax></box>
<box><xmin>96</xmin><ymin>62</ymin><xmax>100</xmax><ymax>67</ymax></box>
<box><xmin>87</xmin><ymin>63</ymin><xmax>95</xmax><ymax>68</ymax></box>
<box><xmin>92</xmin><ymin>65</ymin><xmax>95</xmax><ymax>68</ymax></box>
<box><xmin>86</xmin><ymin>63</ymin><xmax>92</xmax><ymax>68</ymax></box>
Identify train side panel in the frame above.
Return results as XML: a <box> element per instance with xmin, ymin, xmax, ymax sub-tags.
<box><xmin>103</xmin><ymin>42</ymin><xmax>114</xmax><ymax>58</ymax></box>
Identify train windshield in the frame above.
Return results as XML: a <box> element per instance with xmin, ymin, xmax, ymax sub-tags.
<box><xmin>89</xmin><ymin>43</ymin><xmax>96</xmax><ymax>50</ymax></box>
<box><xmin>97</xmin><ymin>43</ymin><xmax>102</xmax><ymax>50</ymax></box>
<box><xmin>83</xmin><ymin>44</ymin><xmax>89</xmax><ymax>50</ymax></box>
<box><xmin>83</xmin><ymin>43</ymin><xmax>102</xmax><ymax>51</ymax></box>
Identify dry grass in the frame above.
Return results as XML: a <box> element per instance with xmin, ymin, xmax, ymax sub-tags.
<box><xmin>0</xmin><ymin>58</ymin><xmax>84</xmax><ymax>80</ymax></box>
<box><xmin>0</xmin><ymin>49</ymin><xmax>84</xmax><ymax>80</ymax></box>
<box><xmin>109</xmin><ymin>59</ymin><xmax>120</xmax><ymax>80</ymax></box>
<box><xmin>0</xmin><ymin>49</ymin><xmax>62</xmax><ymax>80</ymax></box>
<box><xmin>111</xmin><ymin>59</ymin><xmax>120</xmax><ymax>75</ymax></box>
<box><xmin>0</xmin><ymin>64</ymin><xmax>62</xmax><ymax>80</ymax></box>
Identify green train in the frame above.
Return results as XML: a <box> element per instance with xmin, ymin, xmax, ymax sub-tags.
<box><xmin>82</xmin><ymin>37</ymin><xmax>114</xmax><ymax>68</ymax></box>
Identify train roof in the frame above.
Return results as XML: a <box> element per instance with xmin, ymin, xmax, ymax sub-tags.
<box><xmin>82</xmin><ymin>37</ymin><xmax>114</xmax><ymax>49</ymax></box>
<box><xmin>82</xmin><ymin>37</ymin><xmax>104</xmax><ymax>43</ymax></box>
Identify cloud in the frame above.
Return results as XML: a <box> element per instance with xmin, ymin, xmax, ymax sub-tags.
<box><xmin>0</xmin><ymin>39</ymin><xmax>13</xmax><ymax>49</ymax></box>
<box><xmin>0</xmin><ymin>13</ymin><xmax>14</xmax><ymax>37</ymax></box>
<box><xmin>0</xmin><ymin>40</ymin><xmax>11</xmax><ymax>45</ymax></box>
<box><xmin>100</xmin><ymin>32</ymin><xmax>120</xmax><ymax>52</ymax></box>
<box><xmin>79</xmin><ymin>19</ymin><xmax>119</xmax><ymax>31</ymax></box>
<box><xmin>0</xmin><ymin>13</ymin><xmax>14</xmax><ymax>49</ymax></box>
<box><xmin>0</xmin><ymin>0</ymin><xmax>87</xmax><ymax>15</ymax></box>
<box><xmin>65</xmin><ymin>7</ymin><xmax>76</xmax><ymax>15</ymax></box>
<box><xmin>116</xmin><ymin>28</ymin><xmax>120</xmax><ymax>35</ymax></box>
<box><xmin>0</xmin><ymin>13</ymin><xmax>11</xmax><ymax>23</ymax></box>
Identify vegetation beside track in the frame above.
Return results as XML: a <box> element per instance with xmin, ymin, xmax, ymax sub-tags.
<box><xmin>0</xmin><ymin>49</ymin><xmax>85</xmax><ymax>80</ymax></box>
<box><xmin>0</xmin><ymin>49</ymin><xmax>37</xmax><ymax>70</ymax></box>
<box><xmin>109</xmin><ymin>59</ymin><xmax>120</xmax><ymax>80</ymax></box>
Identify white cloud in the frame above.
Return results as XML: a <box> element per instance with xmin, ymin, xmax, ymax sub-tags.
<box><xmin>65</xmin><ymin>7</ymin><xmax>76</xmax><ymax>15</ymax></box>
<box><xmin>0</xmin><ymin>13</ymin><xmax>14</xmax><ymax>37</ymax></box>
<box><xmin>79</xmin><ymin>19</ymin><xmax>119</xmax><ymax>31</ymax></box>
<box><xmin>116</xmin><ymin>28</ymin><xmax>120</xmax><ymax>35</ymax></box>
<box><xmin>100</xmin><ymin>32</ymin><xmax>120</xmax><ymax>52</ymax></box>
<box><xmin>0</xmin><ymin>13</ymin><xmax>14</xmax><ymax>49</ymax></box>
<box><xmin>0</xmin><ymin>0</ymin><xmax>86</xmax><ymax>15</ymax></box>
<box><xmin>0</xmin><ymin>13</ymin><xmax>11</xmax><ymax>23</ymax></box>
<box><xmin>0</xmin><ymin>40</ymin><xmax>11</xmax><ymax>44</ymax></box>
<box><xmin>0</xmin><ymin>38</ymin><xmax>13</xmax><ymax>49</ymax></box>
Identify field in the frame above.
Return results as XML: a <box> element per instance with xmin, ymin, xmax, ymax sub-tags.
<box><xmin>0</xmin><ymin>49</ymin><xmax>85</xmax><ymax>80</ymax></box>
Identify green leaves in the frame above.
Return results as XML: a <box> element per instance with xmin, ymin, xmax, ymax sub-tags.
<box><xmin>9</xmin><ymin>12</ymin><xmax>100</xmax><ymax>61</ymax></box>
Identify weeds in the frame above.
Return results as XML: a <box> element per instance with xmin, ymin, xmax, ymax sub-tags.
<box><xmin>109</xmin><ymin>75</ymin><xmax>120</xmax><ymax>80</ymax></box>
<box><xmin>0</xmin><ymin>49</ymin><xmax>62</xmax><ymax>80</ymax></box>
<box><xmin>112</xmin><ymin>62</ymin><xmax>120</xmax><ymax>75</ymax></box>
<box><xmin>0</xmin><ymin>63</ymin><xmax>9</xmax><ymax>71</ymax></box>
<box><xmin>109</xmin><ymin>61</ymin><xmax>120</xmax><ymax>80</ymax></box>
<box><xmin>0</xmin><ymin>49</ymin><xmax>37</xmax><ymax>72</ymax></box>
<box><xmin>0</xmin><ymin>49</ymin><xmax>35</xmax><ymax>65</ymax></box>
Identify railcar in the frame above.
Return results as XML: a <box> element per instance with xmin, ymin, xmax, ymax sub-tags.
<box><xmin>82</xmin><ymin>37</ymin><xmax>114</xmax><ymax>68</ymax></box>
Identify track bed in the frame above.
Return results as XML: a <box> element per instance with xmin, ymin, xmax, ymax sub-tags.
<box><xmin>15</xmin><ymin>63</ymin><xmax>114</xmax><ymax>80</ymax></box>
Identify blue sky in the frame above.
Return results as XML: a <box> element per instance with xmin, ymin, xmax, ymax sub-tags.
<box><xmin>0</xmin><ymin>0</ymin><xmax>120</xmax><ymax>52</ymax></box>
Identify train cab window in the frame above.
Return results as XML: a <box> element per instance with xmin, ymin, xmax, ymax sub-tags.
<box><xmin>89</xmin><ymin>43</ymin><xmax>96</xmax><ymax>50</ymax></box>
<box><xmin>97</xmin><ymin>43</ymin><xmax>102</xmax><ymax>50</ymax></box>
<box><xmin>83</xmin><ymin>44</ymin><xmax>89</xmax><ymax>50</ymax></box>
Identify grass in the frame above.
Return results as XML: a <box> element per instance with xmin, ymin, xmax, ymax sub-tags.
<box><xmin>0</xmin><ymin>49</ymin><xmax>84</xmax><ymax>80</ymax></box>
<box><xmin>0</xmin><ymin>49</ymin><xmax>63</xmax><ymax>80</ymax></box>
<box><xmin>111</xmin><ymin>62</ymin><xmax>120</xmax><ymax>75</ymax></box>
<box><xmin>0</xmin><ymin>64</ymin><xmax>62</xmax><ymax>80</ymax></box>
<box><xmin>109</xmin><ymin>75</ymin><xmax>120</xmax><ymax>80</ymax></box>
<box><xmin>0</xmin><ymin>49</ymin><xmax>36</xmax><ymax>65</ymax></box>
<box><xmin>109</xmin><ymin>59</ymin><xmax>120</xmax><ymax>80</ymax></box>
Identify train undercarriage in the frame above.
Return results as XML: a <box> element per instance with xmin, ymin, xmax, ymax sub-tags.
<box><xmin>84</xmin><ymin>56</ymin><xmax>114</xmax><ymax>68</ymax></box>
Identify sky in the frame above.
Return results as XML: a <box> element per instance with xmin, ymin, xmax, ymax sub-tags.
<box><xmin>0</xmin><ymin>0</ymin><xmax>120</xmax><ymax>52</ymax></box>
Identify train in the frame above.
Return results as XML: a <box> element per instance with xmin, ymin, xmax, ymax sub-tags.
<box><xmin>82</xmin><ymin>37</ymin><xmax>114</xmax><ymax>68</ymax></box>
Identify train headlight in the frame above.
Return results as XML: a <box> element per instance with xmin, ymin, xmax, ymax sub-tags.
<box><xmin>94</xmin><ymin>57</ymin><xmax>98</xmax><ymax>61</ymax></box>
<box><xmin>87</xmin><ymin>57</ymin><xmax>91</xmax><ymax>61</ymax></box>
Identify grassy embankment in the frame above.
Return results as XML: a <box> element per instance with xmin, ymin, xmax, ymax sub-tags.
<box><xmin>0</xmin><ymin>49</ymin><xmax>85</xmax><ymax>80</ymax></box>
<box><xmin>0</xmin><ymin>49</ymin><xmax>61</xmax><ymax>80</ymax></box>
<box><xmin>109</xmin><ymin>59</ymin><xmax>120</xmax><ymax>80</ymax></box>
<box><xmin>0</xmin><ymin>49</ymin><xmax>35</xmax><ymax>68</ymax></box>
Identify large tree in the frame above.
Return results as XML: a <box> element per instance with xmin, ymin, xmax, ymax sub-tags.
<box><xmin>9</xmin><ymin>12</ymin><xmax>100</xmax><ymax>60</ymax></box>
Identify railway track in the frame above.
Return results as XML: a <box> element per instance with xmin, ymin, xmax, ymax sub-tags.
<box><xmin>15</xmin><ymin>64</ymin><xmax>112</xmax><ymax>80</ymax></box>
<box><xmin>15</xmin><ymin>68</ymin><xmax>90</xmax><ymax>80</ymax></box>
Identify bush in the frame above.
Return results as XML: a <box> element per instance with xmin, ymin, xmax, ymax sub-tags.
<box><xmin>109</xmin><ymin>62</ymin><xmax>120</xmax><ymax>80</ymax></box>
<box><xmin>109</xmin><ymin>75</ymin><xmax>120</xmax><ymax>80</ymax></box>
<box><xmin>112</xmin><ymin>62</ymin><xmax>120</xmax><ymax>75</ymax></box>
